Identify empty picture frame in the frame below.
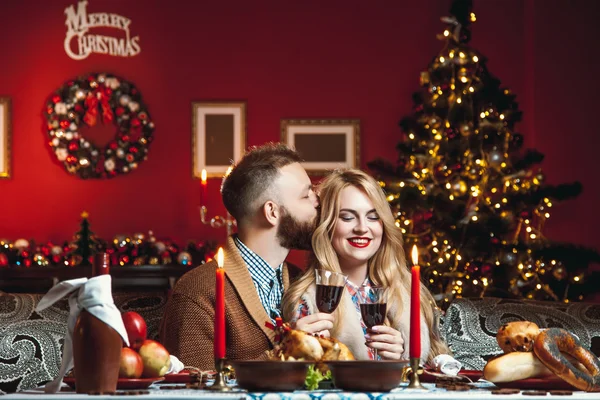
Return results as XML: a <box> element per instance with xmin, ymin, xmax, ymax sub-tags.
<box><xmin>0</xmin><ymin>98</ymin><xmax>10</xmax><ymax>179</ymax></box>
<box><xmin>281</xmin><ymin>119</ymin><xmax>360</xmax><ymax>174</ymax></box>
<box><xmin>192</xmin><ymin>102</ymin><xmax>246</xmax><ymax>178</ymax></box>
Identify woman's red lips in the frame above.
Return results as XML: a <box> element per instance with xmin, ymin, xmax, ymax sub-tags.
<box><xmin>347</xmin><ymin>237</ymin><xmax>371</xmax><ymax>248</ymax></box>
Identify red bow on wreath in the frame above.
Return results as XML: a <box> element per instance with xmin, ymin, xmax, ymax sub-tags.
<box><xmin>83</xmin><ymin>86</ymin><xmax>114</xmax><ymax>127</ymax></box>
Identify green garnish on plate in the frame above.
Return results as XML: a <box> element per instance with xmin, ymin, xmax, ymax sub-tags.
<box><xmin>305</xmin><ymin>365</ymin><xmax>332</xmax><ymax>390</ymax></box>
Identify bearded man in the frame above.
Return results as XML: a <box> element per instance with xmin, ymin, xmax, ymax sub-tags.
<box><xmin>161</xmin><ymin>143</ymin><xmax>333</xmax><ymax>370</ymax></box>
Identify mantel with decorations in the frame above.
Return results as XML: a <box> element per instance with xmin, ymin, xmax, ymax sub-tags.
<box><xmin>0</xmin><ymin>264</ymin><xmax>199</xmax><ymax>293</ymax></box>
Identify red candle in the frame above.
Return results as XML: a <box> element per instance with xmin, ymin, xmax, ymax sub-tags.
<box><xmin>200</xmin><ymin>169</ymin><xmax>208</xmax><ymax>205</ymax></box>
<box><xmin>214</xmin><ymin>247</ymin><xmax>226</xmax><ymax>359</ymax></box>
<box><xmin>410</xmin><ymin>245</ymin><xmax>421</xmax><ymax>359</ymax></box>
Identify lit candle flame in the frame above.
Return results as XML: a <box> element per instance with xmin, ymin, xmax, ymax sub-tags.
<box><xmin>411</xmin><ymin>245</ymin><xmax>419</xmax><ymax>266</ymax></box>
<box><xmin>216</xmin><ymin>247</ymin><xmax>224</xmax><ymax>269</ymax></box>
<box><xmin>201</xmin><ymin>169</ymin><xmax>207</xmax><ymax>183</ymax></box>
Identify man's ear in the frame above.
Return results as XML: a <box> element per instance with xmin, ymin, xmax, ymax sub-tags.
<box><xmin>262</xmin><ymin>200</ymin><xmax>280</xmax><ymax>227</ymax></box>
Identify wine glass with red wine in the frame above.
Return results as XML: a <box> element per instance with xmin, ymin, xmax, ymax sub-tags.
<box><xmin>359</xmin><ymin>286</ymin><xmax>387</xmax><ymax>360</ymax></box>
<box><xmin>315</xmin><ymin>269</ymin><xmax>347</xmax><ymax>313</ymax></box>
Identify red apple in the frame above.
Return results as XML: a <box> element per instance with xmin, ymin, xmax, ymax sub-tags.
<box><xmin>119</xmin><ymin>347</ymin><xmax>144</xmax><ymax>378</ymax></box>
<box><xmin>138</xmin><ymin>339</ymin><xmax>171</xmax><ymax>378</ymax></box>
<box><xmin>122</xmin><ymin>311</ymin><xmax>147</xmax><ymax>350</ymax></box>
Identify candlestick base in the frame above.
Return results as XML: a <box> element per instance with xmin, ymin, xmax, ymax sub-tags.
<box><xmin>406</xmin><ymin>357</ymin><xmax>427</xmax><ymax>390</ymax></box>
<box><xmin>207</xmin><ymin>358</ymin><xmax>232</xmax><ymax>391</ymax></box>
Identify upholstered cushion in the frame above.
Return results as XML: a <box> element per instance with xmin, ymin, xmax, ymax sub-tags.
<box><xmin>441</xmin><ymin>297</ymin><xmax>600</xmax><ymax>370</ymax></box>
<box><xmin>0</xmin><ymin>291</ymin><xmax>168</xmax><ymax>393</ymax></box>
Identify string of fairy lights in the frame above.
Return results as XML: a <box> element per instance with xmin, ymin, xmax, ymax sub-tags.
<box><xmin>378</xmin><ymin>11</ymin><xmax>582</xmax><ymax>303</ymax></box>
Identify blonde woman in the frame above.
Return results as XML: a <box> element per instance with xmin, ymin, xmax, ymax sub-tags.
<box><xmin>282</xmin><ymin>169</ymin><xmax>449</xmax><ymax>362</ymax></box>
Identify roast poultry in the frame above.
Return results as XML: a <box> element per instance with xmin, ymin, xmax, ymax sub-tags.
<box><xmin>271</xmin><ymin>323</ymin><xmax>355</xmax><ymax>362</ymax></box>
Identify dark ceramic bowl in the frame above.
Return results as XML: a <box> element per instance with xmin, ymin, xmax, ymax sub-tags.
<box><xmin>326</xmin><ymin>360</ymin><xmax>409</xmax><ymax>392</ymax></box>
<box><xmin>230</xmin><ymin>360</ymin><xmax>313</xmax><ymax>391</ymax></box>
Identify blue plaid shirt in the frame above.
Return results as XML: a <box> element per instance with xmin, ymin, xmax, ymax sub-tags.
<box><xmin>234</xmin><ymin>236</ymin><xmax>283</xmax><ymax>324</ymax></box>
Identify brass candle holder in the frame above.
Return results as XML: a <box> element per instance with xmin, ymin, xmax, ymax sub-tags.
<box><xmin>207</xmin><ymin>358</ymin><xmax>232</xmax><ymax>391</ymax></box>
<box><xmin>406</xmin><ymin>357</ymin><xmax>427</xmax><ymax>390</ymax></box>
<box><xmin>200</xmin><ymin>205</ymin><xmax>236</xmax><ymax>236</ymax></box>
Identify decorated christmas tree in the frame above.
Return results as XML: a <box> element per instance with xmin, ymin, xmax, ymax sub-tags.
<box><xmin>368</xmin><ymin>0</ymin><xmax>600</xmax><ymax>305</ymax></box>
<box><xmin>71</xmin><ymin>211</ymin><xmax>99</xmax><ymax>265</ymax></box>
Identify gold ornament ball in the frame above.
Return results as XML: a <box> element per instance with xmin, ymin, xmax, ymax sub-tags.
<box><xmin>466</xmin><ymin>163</ymin><xmax>485</xmax><ymax>179</ymax></box>
<box><xmin>553</xmin><ymin>266</ymin><xmax>567</xmax><ymax>280</ymax></box>
<box><xmin>500</xmin><ymin>210</ymin><xmax>515</xmax><ymax>223</ymax></box>
<box><xmin>450</xmin><ymin>179</ymin><xmax>468</xmax><ymax>196</ymax></box>
<box><xmin>487</xmin><ymin>150</ymin><xmax>505</xmax><ymax>169</ymax></box>
<box><xmin>14</xmin><ymin>238</ymin><xmax>30</xmax><ymax>250</ymax></box>
<box><xmin>51</xmin><ymin>245</ymin><xmax>63</xmax><ymax>256</ymax></box>
<box><xmin>428</xmin><ymin>116</ymin><xmax>441</xmax><ymax>129</ymax></box>
<box><xmin>149</xmin><ymin>256</ymin><xmax>160</xmax><ymax>265</ymax></box>
<box><xmin>459</xmin><ymin>123</ymin><xmax>472</xmax><ymax>136</ymax></box>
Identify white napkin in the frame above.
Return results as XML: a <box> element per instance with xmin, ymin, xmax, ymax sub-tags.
<box><xmin>166</xmin><ymin>355</ymin><xmax>185</xmax><ymax>374</ymax></box>
<box><xmin>35</xmin><ymin>275</ymin><xmax>129</xmax><ymax>393</ymax></box>
<box><xmin>431</xmin><ymin>354</ymin><xmax>462</xmax><ymax>376</ymax></box>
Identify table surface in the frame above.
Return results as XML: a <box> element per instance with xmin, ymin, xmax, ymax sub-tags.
<box><xmin>3</xmin><ymin>381</ymin><xmax>597</xmax><ymax>400</ymax></box>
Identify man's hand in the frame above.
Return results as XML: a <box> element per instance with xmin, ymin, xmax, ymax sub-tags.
<box><xmin>366</xmin><ymin>325</ymin><xmax>404</xmax><ymax>360</ymax></box>
<box><xmin>293</xmin><ymin>313</ymin><xmax>334</xmax><ymax>337</ymax></box>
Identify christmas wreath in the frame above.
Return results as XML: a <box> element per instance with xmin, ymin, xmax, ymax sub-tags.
<box><xmin>45</xmin><ymin>72</ymin><xmax>155</xmax><ymax>179</ymax></box>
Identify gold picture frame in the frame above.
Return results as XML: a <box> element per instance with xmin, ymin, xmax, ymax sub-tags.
<box><xmin>0</xmin><ymin>98</ymin><xmax>10</xmax><ymax>179</ymax></box>
<box><xmin>281</xmin><ymin>119</ymin><xmax>360</xmax><ymax>175</ymax></box>
<box><xmin>192</xmin><ymin>102</ymin><xmax>246</xmax><ymax>178</ymax></box>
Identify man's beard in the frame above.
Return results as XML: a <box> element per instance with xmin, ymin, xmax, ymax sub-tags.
<box><xmin>276</xmin><ymin>207</ymin><xmax>316</xmax><ymax>251</ymax></box>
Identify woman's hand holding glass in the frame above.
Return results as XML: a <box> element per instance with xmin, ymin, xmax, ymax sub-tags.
<box><xmin>295</xmin><ymin>269</ymin><xmax>347</xmax><ymax>337</ymax></box>
<box><xmin>294</xmin><ymin>312</ymin><xmax>334</xmax><ymax>337</ymax></box>
<box><xmin>365</xmin><ymin>325</ymin><xmax>405</xmax><ymax>360</ymax></box>
<box><xmin>359</xmin><ymin>285</ymin><xmax>404</xmax><ymax>360</ymax></box>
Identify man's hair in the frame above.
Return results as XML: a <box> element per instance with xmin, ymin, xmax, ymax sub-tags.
<box><xmin>221</xmin><ymin>143</ymin><xmax>303</xmax><ymax>223</ymax></box>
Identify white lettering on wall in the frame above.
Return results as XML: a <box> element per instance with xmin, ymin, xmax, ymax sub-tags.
<box><xmin>64</xmin><ymin>1</ymin><xmax>141</xmax><ymax>60</ymax></box>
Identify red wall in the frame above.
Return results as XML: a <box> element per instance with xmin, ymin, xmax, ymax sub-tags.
<box><xmin>0</xmin><ymin>0</ymin><xmax>598</xmax><ymax>263</ymax></box>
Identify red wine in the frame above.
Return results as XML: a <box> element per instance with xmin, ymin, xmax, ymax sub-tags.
<box><xmin>360</xmin><ymin>303</ymin><xmax>387</xmax><ymax>329</ymax></box>
<box><xmin>316</xmin><ymin>284</ymin><xmax>344</xmax><ymax>313</ymax></box>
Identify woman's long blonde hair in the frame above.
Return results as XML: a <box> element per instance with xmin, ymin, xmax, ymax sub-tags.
<box><xmin>282</xmin><ymin>169</ymin><xmax>449</xmax><ymax>361</ymax></box>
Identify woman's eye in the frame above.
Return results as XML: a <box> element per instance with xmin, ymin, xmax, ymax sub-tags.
<box><xmin>340</xmin><ymin>216</ymin><xmax>354</xmax><ymax>221</ymax></box>
<box><xmin>367</xmin><ymin>215</ymin><xmax>380</xmax><ymax>221</ymax></box>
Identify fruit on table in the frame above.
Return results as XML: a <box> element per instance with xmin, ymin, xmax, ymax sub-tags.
<box><xmin>138</xmin><ymin>339</ymin><xmax>171</xmax><ymax>378</ymax></box>
<box><xmin>122</xmin><ymin>311</ymin><xmax>147</xmax><ymax>351</ymax></box>
<box><xmin>119</xmin><ymin>347</ymin><xmax>144</xmax><ymax>379</ymax></box>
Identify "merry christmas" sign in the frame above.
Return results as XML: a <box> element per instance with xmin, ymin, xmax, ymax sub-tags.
<box><xmin>64</xmin><ymin>1</ymin><xmax>141</xmax><ymax>60</ymax></box>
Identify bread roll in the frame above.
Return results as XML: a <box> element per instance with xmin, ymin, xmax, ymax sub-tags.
<box><xmin>496</xmin><ymin>321</ymin><xmax>540</xmax><ymax>353</ymax></box>
<box><xmin>483</xmin><ymin>351</ymin><xmax>553</xmax><ymax>382</ymax></box>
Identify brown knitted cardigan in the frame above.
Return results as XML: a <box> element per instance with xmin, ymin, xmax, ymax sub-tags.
<box><xmin>160</xmin><ymin>236</ymin><xmax>298</xmax><ymax>370</ymax></box>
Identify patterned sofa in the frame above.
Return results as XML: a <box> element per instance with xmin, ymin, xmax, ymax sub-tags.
<box><xmin>1</xmin><ymin>293</ymin><xmax>599</xmax><ymax>393</ymax></box>
<box><xmin>441</xmin><ymin>297</ymin><xmax>600</xmax><ymax>370</ymax></box>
